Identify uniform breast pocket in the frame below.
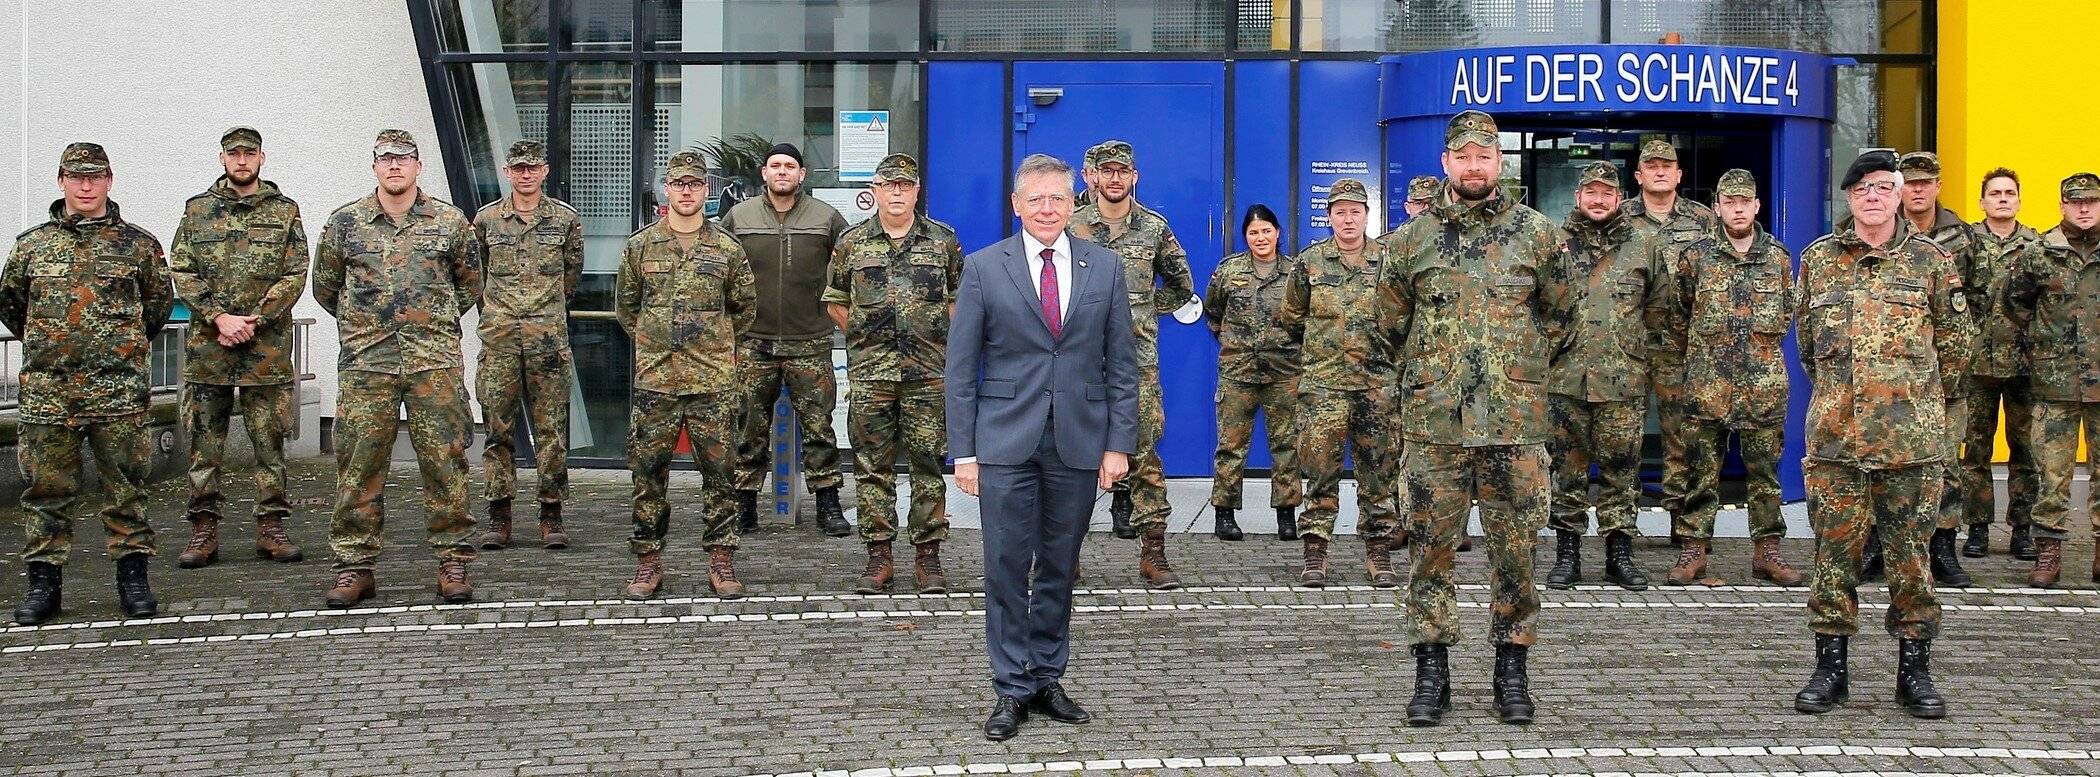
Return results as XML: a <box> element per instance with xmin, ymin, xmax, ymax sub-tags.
<box><xmin>1807</xmin><ymin>292</ymin><xmax>1851</xmax><ymax>361</ymax></box>
<box><xmin>534</xmin><ymin>231</ymin><xmax>568</xmax><ymax>274</ymax></box>
<box><xmin>850</xmin><ymin>259</ymin><xmax>889</xmax><ymax>307</ymax></box>
<box><xmin>1877</xmin><ymin>281</ymin><xmax>1931</xmax><ymax>358</ymax></box>
<box><xmin>93</xmin><ymin>260</ymin><xmax>143</xmax><ymax>318</ymax></box>
<box><xmin>1307</xmin><ymin>274</ymin><xmax>1344</xmax><ymax>316</ymax></box>
<box><xmin>1750</xmin><ymin>275</ymin><xmax>1789</xmax><ymax>334</ymax></box>
<box><xmin>27</xmin><ymin>262</ymin><xmax>72</xmax><ymax>320</ymax></box>
<box><xmin>907</xmin><ymin>252</ymin><xmax>950</xmax><ymax>303</ymax></box>
<box><xmin>483</xmin><ymin>233</ymin><xmax>522</xmax><ymax>275</ymax></box>
<box><xmin>1492</xmin><ymin>274</ymin><xmax>1536</xmax><ymax>305</ymax></box>
<box><xmin>690</xmin><ymin>259</ymin><xmax>728</xmax><ymax>311</ymax></box>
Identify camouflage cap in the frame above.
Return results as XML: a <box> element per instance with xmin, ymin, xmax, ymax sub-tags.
<box><xmin>873</xmin><ymin>152</ymin><xmax>920</xmax><ymax>184</ymax></box>
<box><xmin>1897</xmin><ymin>151</ymin><xmax>1942</xmax><ymax>182</ymax></box>
<box><xmin>1086</xmin><ymin>140</ymin><xmax>1135</xmax><ymax>170</ymax></box>
<box><xmin>2063</xmin><ymin>172</ymin><xmax>2100</xmax><ymax>202</ymax></box>
<box><xmin>59</xmin><ymin>142</ymin><xmax>110</xmax><ymax>175</ymax></box>
<box><xmin>506</xmin><ymin>140</ymin><xmax>548</xmax><ymax>167</ymax></box>
<box><xmin>1445</xmin><ymin>110</ymin><xmax>1499</xmax><ymax>150</ymax></box>
<box><xmin>220</xmin><ymin>126</ymin><xmax>262</xmax><ymax>152</ymax></box>
<box><xmin>1715</xmin><ymin>168</ymin><xmax>1758</xmax><ymax>198</ymax></box>
<box><xmin>1327</xmin><ymin>178</ymin><xmax>1369</xmax><ymax>206</ymax></box>
<box><xmin>1576</xmin><ymin>160</ymin><xmax>1621</xmax><ymax>189</ymax></box>
<box><xmin>664</xmin><ymin>150</ymin><xmax>709</xmax><ymax>182</ymax></box>
<box><xmin>1638</xmin><ymin>138</ymin><xmax>1679</xmax><ymax>162</ymax></box>
<box><xmin>1406</xmin><ymin>175</ymin><xmax>1440</xmax><ymax>202</ymax></box>
<box><xmin>373</xmin><ymin>129</ymin><xmax>418</xmax><ymax>158</ymax></box>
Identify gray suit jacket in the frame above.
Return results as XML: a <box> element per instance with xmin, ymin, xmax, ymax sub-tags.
<box><xmin>946</xmin><ymin>232</ymin><xmax>1138</xmax><ymax>469</ymax></box>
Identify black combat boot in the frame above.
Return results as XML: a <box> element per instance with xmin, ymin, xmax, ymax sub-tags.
<box><xmin>1110</xmin><ymin>491</ymin><xmax>1136</xmax><ymax>539</ymax></box>
<box><xmin>2010</xmin><ymin>523</ymin><xmax>2036</xmax><ymax>561</ymax></box>
<box><xmin>1603</xmin><ymin>531</ymin><xmax>1649</xmax><ymax>591</ymax></box>
<box><xmin>1545</xmin><ymin>531</ymin><xmax>1582</xmax><ymax>589</ymax></box>
<box><xmin>736</xmin><ymin>489</ymin><xmax>760</xmax><ymax>532</ymax></box>
<box><xmin>1405</xmin><ymin>643</ymin><xmax>1450</xmax><ymax>726</ymax></box>
<box><xmin>115</xmin><ymin>554</ymin><xmax>158</xmax><ymax>618</ymax></box>
<box><xmin>1213</xmin><ymin>506</ymin><xmax>1243</xmax><ymax>541</ymax></box>
<box><xmin>1896</xmin><ymin>638</ymin><xmax>1946</xmax><ymax>719</ymax></box>
<box><xmin>1492</xmin><ymin>643</ymin><xmax>1535</xmax><ymax>724</ymax></box>
<box><xmin>13</xmin><ymin>562</ymin><xmax>62</xmax><ymax>625</ymax></box>
<box><xmin>814</xmin><ymin>486</ymin><xmax>850</xmax><ymax>537</ymax></box>
<box><xmin>1961</xmin><ymin>524</ymin><xmax>1989</xmax><ymax>558</ymax></box>
<box><xmin>1275</xmin><ymin>506</ymin><xmax>1298</xmax><ymax>541</ymax></box>
<box><xmin>1794</xmin><ymin>634</ymin><xmax>1849</xmax><ymax>714</ymax></box>
<box><xmin>1929</xmin><ymin>528</ymin><xmax>1973</xmax><ymax>587</ymax></box>
<box><xmin>1860</xmin><ymin>526</ymin><xmax>1885</xmax><ymax>581</ymax></box>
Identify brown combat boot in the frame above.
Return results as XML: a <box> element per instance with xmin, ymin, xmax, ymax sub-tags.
<box><xmin>255</xmin><ymin>516</ymin><xmax>304</xmax><ymax>562</ymax></box>
<box><xmin>324</xmin><ymin>569</ymin><xmax>375</xmax><ymax>608</ymax></box>
<box><xmin>914</xmin><ymin>541</ymin><xmax>948</xmax><ymax>594</ymax></box>
<box><xmin>437</xmin><ymin>559</ymin><xmax>473</xmax><ymax>603</ymax></box>
<box><xmin>625</xmin><ymin>551</ymin><xmax>664</xmax><ymax>600</ymax></box>
<box><xmin>479</xmin><ymin>499</ymin><xmax>513</xmax><ymax>550</ymax></box>
<box><xmin>1300</xmin><ymin>536</ymin><xmax>1330</xmax><ymax>588</ymax></box>
<box><xmin>1365</xmin><ymin>536</ymin><xmax>1400</xmax><ymax>588</ymax></box>
<box><xmin>1138</xmin><ymin>528</ymin><xmax>1181</xmax><ymax>590</ymax></box>
<box><xmin>1752</xmin><ymin>537</ymin><xmax>1803</xmax><ymax>586</ymax></box>
<box><xmin>856</xmin><ymin>543</ymin><xmax>895</xmax><ymax>594</ymax></box>
<box><xmin>708</xmin><ymin>546</ymin><xmax>746</xmax><ymax>599</ymax></box>
<box><xmin>2028</xmin><ymin>537</ymin><xmax>2063</xmax><ymax>587</ymax></box>
<box><xmin>1665</xmin><ymin>538</ymin><xmax>1708</xmax><ymax>586</ymax></box>
<box><xmin>177</xmin><ymin>514</ymin><xmax>220</xmax><ymax>569</ymax></box>
<box><xmin>538</xmin><ymin>501</ymin><xmax>569</xmax><ymax>549</ymax></box>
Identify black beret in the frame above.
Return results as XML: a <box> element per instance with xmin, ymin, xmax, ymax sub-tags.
<box><xmin>1840</xmin><ymin>150</ymin><xmax>1899</xmax><ymax>191</ymax></box>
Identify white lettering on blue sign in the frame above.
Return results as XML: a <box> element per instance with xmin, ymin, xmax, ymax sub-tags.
<box><xmin>1450</xmin><ymin>50</ymin><xmax>1800</xmax><ymax>110</ymax></box>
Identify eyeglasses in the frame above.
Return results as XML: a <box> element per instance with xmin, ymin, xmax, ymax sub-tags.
<box><xmin>375</xmin><ymin>154</ymin><xmax>418</xmax><ymax>167</ymax></box>
<box><xmin>1849</xmin><ymin>181</ymin><xmax>1899</xmax><ymax>196</ymax></box>
<box><xmin>1022</xmin><ymin>194</ymin><xmax>1073</xmax><ymax>208</ymax></box>
<box><xmin>665</xmin><ymin>180</ymin><xmax>706</xmax><ymax>192</ymax></box>
<box><xmin>1096</xmin><ymin>168</ymin><xmax>1135</xmax><ymax>180</ymax></box>
<box><xmin>871</xmin><ymin>180</ymin><xmax>916</xmax><ymax>193</ymax></box>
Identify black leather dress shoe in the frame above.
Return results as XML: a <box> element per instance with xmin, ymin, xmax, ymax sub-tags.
<box><xmin>1030</xmin><ymin>682</ymin><xmax>1092</xmax><ymax>724</ymax></box>
<box><xmin>984</xmin><ymin>696</ymin><xmax>1028</xmax><ymax>741</ymax></box>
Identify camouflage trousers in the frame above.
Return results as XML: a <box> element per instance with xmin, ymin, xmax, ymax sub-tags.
<box><xmin>1653</xmin><ymin>377</ymin><xmax>1691</xmax><ymax>528</ymax></box>
<box><xmin>2029</xmin><ymin>400</ymin><xmax>2100</xmax><ymax>539</ymax></box>
<box><xmin>1962</xmin><ymin>376</ymin><xmax>2036</xmax><ymax>528</ymax></box>
<box><xmin>1112</xmin><ymin>366</ymin><xmax>1170</xmax><ymax>532</ymax></box>
<box><xmin>733</xmin><ymin>338</ymin><xmax>842</xmax><ymax>493</ymax></box>
<box><xmin>1403</xmin><ymin>442</ymin><xmax>1547</xmax><ymax>646</ymax></box>
<box><xmin>18</xmin><ymin>414</ymin><xmax>154</xmax><ymax>565</ymax></box>
<box><xmin>631</xmin><ymin>388</ymin><xmax>740</xmax><ymax>554</ymax></box>
<box><xmin>1210</xmin><ymin>375</ymin><xmax>1302</xmax><ymax>509</ymax></box>
<box><xmin>329</xmin><ymin>368</ymin><xmax>475</xmax><ymax>571</ymax></box>
<box><xmin>1295</xmin><ymin>384</ymin><xmax>1398</xmax><ymax>541</ymax></box>
<box><xmin>1675</xmin><ymin>420</ymin><xmax>1785</xmax><ymax>541</ymax></box>
<box><xmin>477</xmin><ymin>346</ymin><xmax>571</xmax><ymax>506</ymax></box>
<box><xmin>1546</xmin><ymin>395</ymin><xmax>1644</xmax><ymax>536</ymax></box>
<box><xmin>1804</xmin><ymin>460</ymin><xmax>1942</xmax><ymax>640</ymax></box>
<box><xmin>848</xmin><ymin>378</ymin><xmax>948</xmax><ymax>546</ymax></box>
<box><xmin>183</xmin><ymin>382</ymin><xmax>292</xmax><ymax>525</ymax></box>
<box><xmin>1937</xmin><ymin>396</ymin><xmax>1967</xmax><ymax>531</ymax></box>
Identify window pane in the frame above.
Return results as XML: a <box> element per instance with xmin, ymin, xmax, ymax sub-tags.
<box><xmin>651</xmin><ymin>63</ymin><xmax>923</xmax><ymax>204</ymax></box>
<box><xmin>653</xmin><ymin>0</ymin><xmax>920</xmax><ymax>52</ymax></box>
<box><xmin>932</xmin><ymin>0</ymin><xmax>1229</xmax><ymax>52</ymax></box>
<box><xmin>1830</xmin><ymin>63</ymin><xmax>1927</xmax><ymax>221</ymax></box>
<box><xmin>1306</xmin><ymin>0</ymin><xmax>1602</xmax><ymax>52</ymax></box>
<box><xmin>1609</xmin><ymin>0</ymin><xmax>1927</xmax><ymax>53</ymax></box>
<box><xmin>434</xmin><ymin>0</ymin><xmax>548</xmax><ymax>53</ymax></box>
<box><xmin>1239</xmin><ymin>0</ymin><xmax>1286</xmax><ymax>49</ymax></box>
<box><xmin>567</xmin><ymin>0</ymin><xmax>634</xmax><ymax>52</ymax></box>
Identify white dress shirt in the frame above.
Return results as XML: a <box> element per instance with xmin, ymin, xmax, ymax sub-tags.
<box><xmin>1022</xmin><ymin>230</ymin><xmax>1074</xmax><ymax>323</ymax></box>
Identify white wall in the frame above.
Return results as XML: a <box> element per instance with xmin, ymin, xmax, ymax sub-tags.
<box><xmin>5</xmin><ymin>0</ymin><xmax>470</xmax><ymax>427</ymax></box>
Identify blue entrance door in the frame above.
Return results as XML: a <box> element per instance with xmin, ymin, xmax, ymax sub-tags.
<box><xmin>1012</xmin><ymin>61</ymin><xmax>1227</xmax><ymax>478</ymax></box>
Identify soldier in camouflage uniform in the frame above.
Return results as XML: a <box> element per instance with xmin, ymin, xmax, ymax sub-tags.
<box><xmin>1623</xmin><ymin>139</ymin><xmax>1721</xmax><ymax>541</ymax></box>
<box><xmin>822</xmin><ymin>153</ymin><xmax>962</xmax><ymax>595</ymax></box>
<box><xmin>1654</xmin><ymin>169</ymin><xmax>1802</xmax><ymax>587</ymax></box>
<box><xmin>1791</xmin><ymin>151</ymin><xmax>1966</xmax><ymax>720</ymax></box>
<box><xmin>1960</xmin><ymin>167</ymin><xmax>2042</xmax><ymax>560</ymax></box>
<box><xmin>616</xmin><ymin>151</ymin><xmax>757</xmax><ymax>600</ymax></box>
<box><xmin>1379</xmin><ymin>112</ymin><xmax>1572</xmax><ymax>726</ymax></box>
<box><xmin>1072</xmin><ymin>140</ymin><xmax>1197</xmax><ymax>589</ymax></box>
<box><xmin>168</xmin><ymin>127</ymin><xmax>310</xmax><ymax>570</ymax></box>
<box><xmin>1544</xmin><ymin>160</ymin><xmax>1661</xmax><ymax>592</ymax></box>
<box><xmin>471</xmin><ymin>140</ymin><xmax>583</xmax><ymax>551</ymax></box>
<box><xmin>1281</xmin><ymin>179</ymin><xmax>1400</xmax><ymax>588</ymax></box>
<box><xmin>314</xmin><ymin>130</ymin><xmax>482</xmax><ymax>608</ymax></box>
<box><xmin>721</xmin><ymin>143</ymin><xmax>851</xmax><ymax>537</ymax></box>
<box><xmin>2002</xmin><ymin>172</ymin><xmax>2100</xmax><ymax>588</ymax></box>
<box><xmin>1895</xmin><ymin>151</ymin><xmax>1977</xmax><ymax>587</ymax></box>
<box><xmin>2</xmin><ymin>143</ymin><xmax>176</xmax><ymax>625</ymax></box>
<box><xmin>1204</xmin><ymin>204</ymin><xmax>1300</xmax><ymax>542</ymax></box>
<box><xmin>1403</xmin><ymin>175</ymin><xmax>1439</xmax><ymax>220</ymax></box>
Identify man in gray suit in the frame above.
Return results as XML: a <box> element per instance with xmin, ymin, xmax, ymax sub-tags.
<box><xmin>948</xmin><ymin>153</ymin><xmax>1139</xmax><ymax>741</ymax></box>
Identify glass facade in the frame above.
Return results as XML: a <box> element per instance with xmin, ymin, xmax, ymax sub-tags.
<box><xmin>412</xmin><ymin>0</ymin><xmax>1936</xmax><ymax>463</ymax></box>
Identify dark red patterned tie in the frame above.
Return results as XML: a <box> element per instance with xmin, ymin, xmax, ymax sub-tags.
<box><xmin>1039</xmin><ymin>247</ymin><xmax>1062</xmax><ymax>338</ymax></box>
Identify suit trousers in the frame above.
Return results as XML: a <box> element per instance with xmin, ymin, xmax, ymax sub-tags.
<box><xmin>979</xmin><ymin>417</ymin><xmax>1096</xmax><ymax>700</ymax></box>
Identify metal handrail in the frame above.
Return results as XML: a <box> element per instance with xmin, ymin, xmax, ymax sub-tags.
<box><xmin>0</xmin><ymin>317</ymin><xmax>318</xmax><ymax>417</ymax></box>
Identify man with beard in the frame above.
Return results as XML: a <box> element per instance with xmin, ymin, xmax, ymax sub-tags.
<box><xmin>1379</xmin><ymin>111</ymin><xmax>1571</xmax><ymax>726</ymax></box>
<box><xmin>1895</xmin><ymin>151</ymin><xmax>1976</xmax><ymax>587</ymax></box>
<box><xmin>1070</xmin><ymin>140</ymin><xmax>1197</xmax><ymax>589</ymax></box>
<box><xmin>1543</xmin><ymin>160</ymin><xmax>1660</xmax><ymax>592</ymax></box>
<box><xmin>168</xmin><ymin>126</ymin><xmax>310</xmax><ymax>569</ymax></box>
<box><xmin>1959</xmin><ymin>168</ymin><xmax>2043</xmax><ymax>560</ymax></box>
<box><xmin>314</xmin><ymin>129</ymin><xmax>482</xmax><ymax>607</ymax></box>
<box><xmin>1623</xmin><ymin>139</ymin><xmax>1719</xmax><ymax>543</ymax></box>
<box><xmin>1655</xmin><ymin>169</ymin><xmax>1802</xmax><ymax>586</ymax></box>
<box><xmin>721</xmin><ymin>143</ymin><xmax>851</xmax><ymax>537</ymax></box>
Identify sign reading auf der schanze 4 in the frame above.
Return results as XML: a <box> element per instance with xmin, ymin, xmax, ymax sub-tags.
<box><xmin>1383</xmin><ymin>45</ymin><xmax>1837</xmax><ymax>120</ymax></box>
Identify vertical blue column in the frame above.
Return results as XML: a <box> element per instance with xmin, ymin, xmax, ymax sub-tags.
<box><xmin>1768</xmin><ymin>115</ymin><xmax>1831</xmax><ymax>502</ymax></box>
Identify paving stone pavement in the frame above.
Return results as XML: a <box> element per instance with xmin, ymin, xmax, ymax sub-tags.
<box><xmin>0</xmin><ymin>457</ymin><xmax>2096</xmax><ymax>777</ymax></box>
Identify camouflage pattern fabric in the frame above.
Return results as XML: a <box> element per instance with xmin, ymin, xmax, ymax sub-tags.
<box><xmin>1804</xmin><ymin>460</ymin><xmax>1942</xmax><ymax>640</ymax></box>
<box><xmin>1677</xmin><ymin>422</ymin><xmax>1785</xmax><ymax>541</ymax></box>
<box><xmin>1546</xmin><ymin>396</ymin><xmax>1645</xmax><ymax>536</ymax></box>
<box><xmin>314</xmin><ymin>191</ymin><xmax>481</xmax><ymax>375</ymax></box>
<box><xmin>1284</xmin><ymin>238</ymin><xmax>1395</xmax><ymax>392</ymax></box>
<box><xmin>1919</xmin><ymin>207</ymin><xmax>1980</xmax><ymax>532</ymax></box>
<box><xmin>1403</xmin><ymin>442</ymin><xmax>1548</xmax><ymax>646</ymax></box>
<box><xmin>846</xmin><ymin>378</ymin><xmax>948</xmax><ymax>546</ymax></box>
<box><xmin>2001</xmin><ymin>222</ymin><xmax>2100</xmax><ymax>539</ymax></box>
<box><xmin>1120</xmin><ymin>368</ymin><xmax>1170</xmax><ymax>531</ymax></box>
<box><xmin>613</xmin><ymin>217</ymin><xmax>756</xmax><ymax>395</ymax></box>
<box><xmin>2028</xmin><ymin>400</ymin><xmax>2100</xmax><ymax>538</ymax></box>
<box><xmin>0</xmin><ymin>200</ymin><xmax>175</xmax><ymax>425</ymax></box>
<box><xmin>1655</xmin><ymin>228</ymin><xmax>1796</xmax><ymax>428</ymax></box>
<box><xmin>473</xmin><ymin>195</ymin><xmax>583</xmax><ymax>356</ymax></box>
<box><xmin>732</xmin><ymin>337</ymin><xmax>844</xmax><ymax>493</ymax></box>
<box><xmin>629</xmin><ymin>388</ymin><xmax>741</xmax><ymax>552</ymax></box>
<box><xmin>1962</xmin><ymin>374</ymin><xmax>2036</xmax><ymax>528</ymax></box>
<box><xmin>1211</xmin><ymin>376</ymin><xmax>1301</xmax><ymax>509</ymax></box>
<box><xmin>1204</xmin><ymin>251</ymin><xmax>1300</xmax><ymax>384</ymax></box>
<box><xmin>1619</xmin><ymin>195</ymin><xmax>1719</xmax><ymax>523</ymax></box>
<box><xmin>183</xmin><ymin>382</ymin><xmax>293</xmax><ymax>524</ymax></box>
<box><xmin>169</xmin><ymin>177</ymin><xmax>309</xmax><ymax>385</ymax></box>
<box><xmin>1294</xmin><ymin>384</ymin><xmax>1398</xmax><ymax>541</ymax></box>
<box><xmin>1071</xmin><ymin>198</ymin><xmax>1193</xmax><ymax>530</ymax></box>
<box><xmin>1548</xmin><ymin>209</ymin><xmax>1666</xmax><ymax>403</ymax></box>
<box><xmin>17</xmin><ymin>416</ymin><xmax>155</xmax><ymax>566</ymax></box>
<box><xmin>477</xmin><ymin>347</ymin><xmax>571</xmax><ymax>505</ymax></box>
<box><xmin>820</xmin><ymin>215</ymin><xmax>965</xmax><ymax>383</ymax></box>
<box><xmin>1966</xmin><ymin>222</ymin><xmax>2044</xmax><ymax>379</ymax></box>
<box><xmin>328</xmin><ymin>367</ymin><xmax>475</xmax><ymax>571</ymax></box>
